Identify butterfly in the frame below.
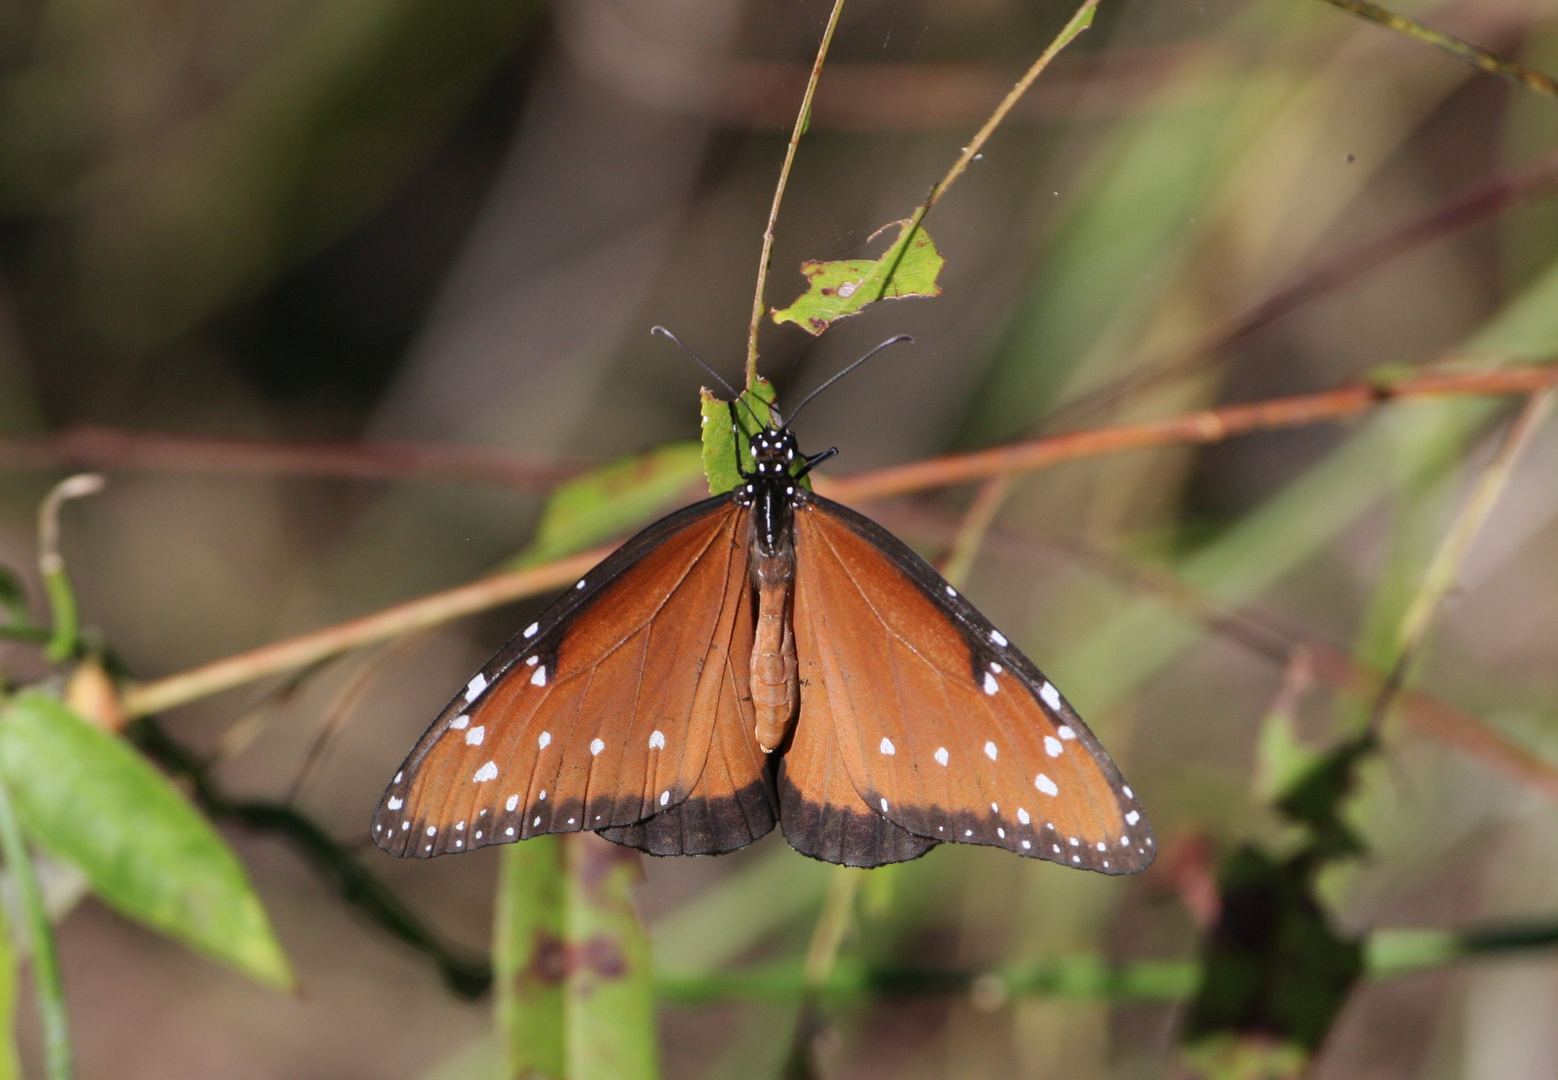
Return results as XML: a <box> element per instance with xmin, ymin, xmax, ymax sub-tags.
<box><xmin>372</xmin><ymin>334</ymin><xmax>1153</xmax><ymax>871</ymax></box>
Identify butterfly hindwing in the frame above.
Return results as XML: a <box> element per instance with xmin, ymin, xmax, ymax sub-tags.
<box><xmin>790</xmin><ymin>495</ymin><xmax>1155</xmax><ymax>874</ymax></box>
<box><xmin>599</xmin><ymin>564</ymin><xmax>779</xmax><ymax>855</ymax></box>
<box><xmin>373</xmin><ymin>496</ymin><xmax>756</xmax><ymax>857</ymax></box>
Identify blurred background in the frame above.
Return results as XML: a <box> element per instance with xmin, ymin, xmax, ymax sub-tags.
<box><xmin>2</xmin><ymin>0</ymin><xmax>1558</xmax><ymax>1075</ymax></box>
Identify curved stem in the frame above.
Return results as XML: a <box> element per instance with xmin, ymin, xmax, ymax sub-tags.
<box><xmin>747</xmin><ymin>0</ymin><xmax>847</xmax><ymax>387</ymax></box>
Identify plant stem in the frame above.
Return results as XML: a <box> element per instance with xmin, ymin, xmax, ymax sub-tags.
<box><xmin>121</xmin><ymin>545</ymin><xmax>607</xmax><ymax>717</ymax></box>
<box><xmin>1315</xmin><ymin>0</ymin><xmax>1558</xmax><ymax>99</ymax></box>
<box><xmin>819</xmin><ymin>361</ymin><xmax>1558</xmax><ymax>503</ymax></box>
<box><xmin>117</xmin><ymin>362</ymin><xmax>1555</xmax><ymax>718</ymax></box>
<box><xmin>747</xmin><ymin>0</ymin><xmax>847</xmax><ymax>387</ymax></box>
<box><xmin>0</xmin><ymin>777</ymin><xmax>71</xmax><ymax>1079</ymax></box>
<box><xmin>868</xmin><ymin>0</ymin><xmax>1100</xmax><ymax>299</ymax></box>
<box><xmin>1368</xmin><ymin>386</ymin><xmax>1557</xmax><ymax>730</ymax></box>
<box><xmin>37</xmin><ymin>475</ymin><xmax>105</xmax><ymax>663</ymax></box>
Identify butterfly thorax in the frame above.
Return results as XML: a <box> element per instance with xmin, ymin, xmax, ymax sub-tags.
<box><xmin>740</xmin><ymin>425</ymin><xmax>803</xmax><ymax>752</ymax></box>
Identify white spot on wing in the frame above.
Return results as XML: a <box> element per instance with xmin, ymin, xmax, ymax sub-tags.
<box><xmin>473</xmin><ymin>761</ymin><xmax>498</xmax><ymax>782</ymax></box>
<box><xmin>660</xmin><ymin>790</ymin><xmax>670</xmax><ymax>806</ymax></box>
<box><xmin>1039</xmin><ymin>682</ymin><xmax>1061</xmax><ymax>710</ymax></box>
<box><xmin>880</xmin><ymin>798</ymin><xmax>889</xmax><ymax>812</ymax></box>
<box><xmin>1021</xmin><ymin>840</ymin><xmax>1031</xmax><ymax>850</ymax></box>
<box><xmin>394</xmin><ymin>772</ymin><xmax>403</xmax><ymax>783</ymax></box>
<box><xmin>1035</xmin><ymin>773</ymin><xmax>1059</xmax><ymax>796</ymax></box>
<box><xmin>576</xmin><ymin>580</ymin><xmax>586</xmax><ymax>590</ymax></box>
<box><xmin>465</xmin><ymin>674</ymin><xmax>488</xmax><ymax>702</ymax></box>
<box><xmin>879</xmin><ymin>737</ymin><xmax>896</xmax><ymax>755</ymax></box>
<box><xmin>523</xmin><ymin>622</ymin><xmax>539</xmax><ymax>638</ymax></box>
<box><xmin>426</xmin><ymin>826</ymin><xmax>437</xmax><ymax>836</ymax></box>
<box><xmin>983</xmin><ymin>672</ymin><xmax>999</xmax><ymax>695</ymax></box>
<box><xmin>387</xmin><ymin>797</ymin><xmax>403</xmax><ymax>810</ymax></box>
<box><xmin>465</xmin><ymin>725</ymin><xmax>485</xmax><ymax>746</ymax></box>
<box><xmin>990</xmin><ymin>630</ymin><xmax>1008</xmax><ymax>647</ymax></box>
<box><xmin>1123</xmin><ymin>786</ymin><xmax>1134</xmax><ymax>799</ymax></box>
<box><xmin>539</xmin><ymin>790</ymin><xmax>547</xmax><ymax>801</ymax></box>
<box><xmin>945</xmin><ymin>585</ymin><xmax>957</xmax><ymax>597</ymax></box>
<box><xmin>1126</xmin><ymin>810</ymin><xmax>1140</xmax><ymax>826</ymax></box>
<box><xmin>984</xmin><ymin>741</ymin><xmax>998</xmax><ymax>761</ymax></box>
<box><xmin>590</xmin><ymin>738</ymin><xmax>605</xmax><ymax>756</ymax></box>
<box><xmin>1096</xmin><ymin>841</ymin><xmax>1106</xmax><ymax>851</ymax></box>
<box><xmin>989</xmin><ymin>662</ymin><xmax>1002</xmax><ymax>674</ymax></box>
<box><xmin>534</xmin><ymin>816</ymin><xmax>541</xmax><ymax>826</ymax></box>
<box><xmin>1044</xmin><ymin>736</ymin><xmax>1062</xmax><ymax>757</ymax></box>
<box><xmin>997</xmin><ymin>827</ymin><xmax>1005</xmax><ymax>838</ymax></box>
<box><xmin>1057</xmin><ymin>725</ymin><xmax>1076</xmax><ymax>740</ymax></box>
<box><xmin>1017</xmin><ymin>807</ymin><xmax>1030</xmax><ymax>825</ymax></box>
<box><xmin>505</xmin><ymin>795</ymin><xmax>519</xmax><ymax>812</ymax></box>
<box><xmin>538</xmin><ymin>731</ymin><xmax>551</xmax><ymax>750</ymax></box>
<box><xmin>450</xmin><ymin>715</ymin><xmax>470</xmax><ymax>730</ymax></box>
<box><xmin>531</xmin><ymin>666</ymin><xmax>547</xmax><ymax>686</ymax></box>
<box><xmin>526</xmin><ymin>655</ymin><xmax>539</xmax><ymax>666</ymax></box>
<box><xmin>649</xmin><ymin>730</ymin><xmax>666</xmax><ymax>750</ymax></box>
<box><xmin>934</xmin><ymin>746</ymin><xmax>949</xmax><ymax>766</ymax></box>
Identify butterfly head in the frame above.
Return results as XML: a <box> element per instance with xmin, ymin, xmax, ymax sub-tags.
<box><xmin>748</xmin><ymin>426</ymin><xmax>800</xmax><ymax>479</ymax></box>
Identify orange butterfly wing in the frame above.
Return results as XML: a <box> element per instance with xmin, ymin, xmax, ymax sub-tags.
<box><xmin>787</xmin><ymin>496</ymin><xmax>1154</xmax><ymax>872</ymax></box>
<box><xmin>373</xmin><ymin>497</ymin><xmax>774</xmax><ymax>857</ymax></box>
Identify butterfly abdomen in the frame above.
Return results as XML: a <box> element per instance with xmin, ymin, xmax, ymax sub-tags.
<box><xmin>749</xmin><ymin>513</ymin><xmax>798</xmax><ymax>753</ymax></box>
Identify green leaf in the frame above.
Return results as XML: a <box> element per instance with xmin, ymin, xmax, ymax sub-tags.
<box><xmin>495</xmin><ymin>835</ymin><xmax>658</xmax><ymax>1080</ymax></box>
<box><xmin>0</xmin><ymin>692</ymin><xmax>293</xmax><ymax>991</ymax></box>
<box><xmin>509</xmin><ymin>442</ymin><xmax>705</xmax><ymax>569</ymax></box>
<box><xmin>770</xmin><ymin>219</ymin><xmax>943</xmax><ymax>335</ymax></box>
<box><xmin>699</xmin><ymin>379</ymin><xmax>781</xmax><ymax>495</ymax></box>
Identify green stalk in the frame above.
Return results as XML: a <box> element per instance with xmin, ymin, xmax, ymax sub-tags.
<box><xmin>0</xmin><ymin>776</ymin><xmax>71</xmax><ymax>1079</ymax></box>
<box><xmin>37</xmin><ymin>475</ymin><xmax>105</xmax><ymax>663</ymax></box>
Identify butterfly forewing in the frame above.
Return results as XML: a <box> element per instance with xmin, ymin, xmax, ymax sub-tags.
<box><xmin>373</xmin><ymin>497</ymin><xmax>753</xmax><ymax>857</ymax></box>
<box><xmin>791</xmin><ymin>496</ymin><xmax>1155</xmax><ymax>873</ymax></box>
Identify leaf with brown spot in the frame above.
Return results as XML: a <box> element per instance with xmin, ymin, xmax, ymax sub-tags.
<box><xmin>770</xmin><ymin>220</ymin><xmax>944</xmax><ymax>335</ymax></box>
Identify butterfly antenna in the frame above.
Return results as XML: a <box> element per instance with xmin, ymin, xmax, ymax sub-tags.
<box><xmin>780</xmin><ymin>334</ymin><xmax>913</xmax><ymax>427</ymax></box>
<box><xmin>651</xmin><ymin>326</ymin><xmax>770</xmax><ymax>432</ymax></box>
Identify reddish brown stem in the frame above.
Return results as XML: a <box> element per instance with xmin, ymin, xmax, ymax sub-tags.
<box><xmin>0</xmin><ymin>426</ymin><xmax>583</xmax><ymax>490</ymax></box>
<box><xmin>818</xmin><ymin>363</ymin><xmax>1558</xmax><ymax>503</ymax></box>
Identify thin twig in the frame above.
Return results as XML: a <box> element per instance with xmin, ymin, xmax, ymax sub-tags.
<box><xmin>1052</xmin><ymin>147</ymin><xmax>1558</xmax><ymax>427</ymax></box>
<box><xmin>747</xmin><ymin>0</ymin><xmax>848</xmax><ymax>387</ymax></box>
<box><xmin>1315</xmin><ymin>0</ymin><xmax>1558</xmax><ymax>99</ymax></box>
<box><xmin>1367</xmin><ymin>386</ymin><xmax>1557</xmax><ymax>731</ymax></box>
<box><xmin>38</xmin><ymin>474</ymin><xmax>105</xmax><ymax>662</ymax></box>
<box><xmin>872</xmin><ymin>0</ymin><xmax>1101</xmax><ymax>299</ymax></box>
<box><xmin>117</xmin><ymin>363</ymin><xmax>1556</xmax><ymax>717</ymax></box>
<box><xmin>0</xmin><ymin>427</ymin><xmax>581</xmax><ymax>490</ymax></box>
<box><xmin>818</xmin><ymin>362</ymin><xmax>1558</xmax><ymax>503</ymax></box>
<box><xmin>782</xmin><ymin>867</ymin><xmax>866</xmax><ymax>1077</ymax></box>
<box><xmin>286</xmin><ymin>636</ymin><xmax>427</xmax><ymax>805</ymax></box>
<box><xmin>121</xmin><ymin>546</ymin><xmax>609</xmax><ymax>718</ymax></box>
<box><xmin>937</xmin><ymin>474</ymin><xmax>1012</xmax><ymax>587</ymax></box>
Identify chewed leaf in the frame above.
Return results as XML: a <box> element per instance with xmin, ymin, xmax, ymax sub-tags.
<box><xmin>0</xmin><ymin>692</ymin><xmax>293</xmax><ymax>990</ymax></box>
<box><xmin>700</xmin><ymin>379</ymin><xmax>780</xmax><ymax>495</ymax></box>
<box><xmin>771</xmin><ymin>219</ymin><xmax>943</xmax><ymax>335</ymax></box>
<box><xmin>510</xmin><ymin>442</ymin><xmax>704</xmax><ymax>568</ymax></box>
